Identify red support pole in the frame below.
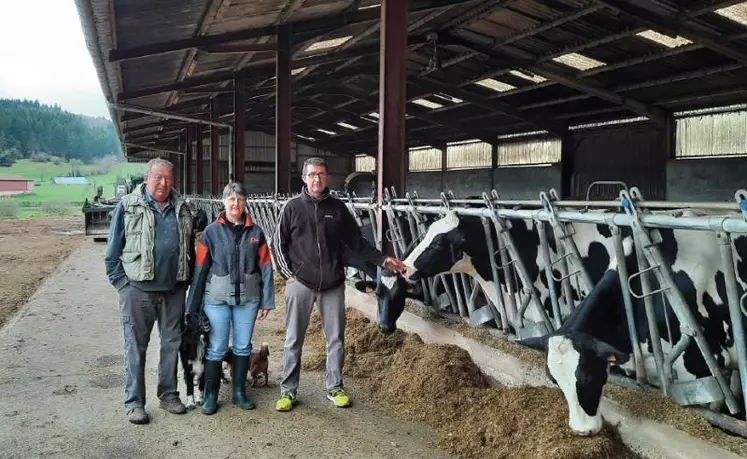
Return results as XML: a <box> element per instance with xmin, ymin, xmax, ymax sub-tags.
<box><xmin>377</xmin><ymin>0</ymin><xmax>408</xmax><ymax>251</ymax></box>
<box><xmin>233</xmin><ymin>71</ymin><xmax>246</xmax><ymax>186</ymax></box>
<box><xmin>195</xmin><ymin>125</ymin><xmax>204</xmax><ymax>194</ymax></box>
<box><xmin>275</xmin><ymin>24</ymin><xmax>292</xmax><ymax>194</ymax></box>
<box><xmin>185</xmin><ymin>126</ymin><xmax>193</xmax><ymax>195</ymax></box>
<box><xmin>176</xmin><ymin>132</ymin><xmax>184</xmax><ymax>193</ymax></box>
<box><xmin>211</xmin><ymin>98</ymin><xmax>221</xmax><ymax>195</ymax></box>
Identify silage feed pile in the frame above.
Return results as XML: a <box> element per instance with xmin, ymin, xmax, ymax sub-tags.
<box><xmin>301</xmin><ymin>308</ymin><xmax>641</xmax><ymax>459</ymax></box>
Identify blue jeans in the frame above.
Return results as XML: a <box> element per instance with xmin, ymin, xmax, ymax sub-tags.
<box><xmin>204</xmin><ymin>302</ymin><xmax>259</xmax><ymax>361</ymax></box>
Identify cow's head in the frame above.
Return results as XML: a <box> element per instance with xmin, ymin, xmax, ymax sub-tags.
<box><xmin>520</xmin><ymin>332</ymin><xmax>629</xmax><ymax>436</ymax></box>
<box><xmin>403</xmin><ymin>211</ymin><xmax>468</xmax><ymax>281</ymax></box>
<box><xmin>355</xmin><ymin>272</ymin><xmax>423</xmax><ymax>333</ymax></box>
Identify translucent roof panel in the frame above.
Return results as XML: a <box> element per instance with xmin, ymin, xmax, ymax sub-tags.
<box><xmin>336</xmin><ymin>122</ymin><xmax>359</xmax><ymax>130</ymax></box>
<box><xmin>715</xmin><ymin>2</ymin><xmax>747</xmax><ymax>27</ymax></box>
<box><xmin>552</xmin><ymin>53</ymin><xmax>606</xmax><ymax>71</ymax></box>
<box><xmin>305</xmin><ymin>36</ymin><xmax>353</xmax><ymax>52</ymax></box>
<box><xmin>411</xmin><ymin>98</ymin><xmax>443</xmax><ymax>109</ymax></box>
<box><xmin>509</xmin><ymin>70</ymin><xmax>547</xmax><ymax>83</ymax></box>
<box><xmin>636</xmin><ymin>30</ymin><xmax>692</xmax><ymax>48</ymax></box>
<box><xmin>475</xmin><ymin>78</ymin><xmax>516</xmax><ymax>92</ymax></box>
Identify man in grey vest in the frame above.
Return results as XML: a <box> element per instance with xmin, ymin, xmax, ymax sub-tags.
<box><xmin>105</xmin><ymin>158</ymin><xmax>194</xmax><ymax>424</ymax></box>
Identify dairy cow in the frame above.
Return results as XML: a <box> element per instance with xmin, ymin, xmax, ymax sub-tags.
<box><xmin>402</xmin><ymin>209</ymin><xmax>747</xmax><ymax>435</ymax></box>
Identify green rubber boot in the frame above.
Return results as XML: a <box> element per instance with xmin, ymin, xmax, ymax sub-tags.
<box><xmin>231</xmin><ymin>355</ymin><xmax>255</xmax><ymax>410</ymax></box>
<box><xmin>201</xmin><ymin>360</ymin><xmax>221</xmax><ymax>415</ymax></box>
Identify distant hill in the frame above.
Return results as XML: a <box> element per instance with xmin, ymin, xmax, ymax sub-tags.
<box><xmin>81</xmin><ymin>114</ymin><xmax>114</xmax><ymax>130</ymax></box>
<box><xmin>0</xmin><ymin>98</ymin><xmax>122</xmax><ymax>166</ymax></box>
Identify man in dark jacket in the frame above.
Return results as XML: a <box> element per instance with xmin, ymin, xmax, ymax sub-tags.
<box><xmin>271</xmin><ymin>157</ymin><xmax>405</xmax><ymax>412</ymax></box>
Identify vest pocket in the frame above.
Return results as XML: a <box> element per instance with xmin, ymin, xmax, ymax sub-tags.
<box><xmin>243</xmin><ymin>273</ymin><xmax>261</xmax><ymax>302</ymax></box>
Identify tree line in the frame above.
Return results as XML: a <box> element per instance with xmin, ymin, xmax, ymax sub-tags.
<box><xmin>0</xmin><ymin>98</ymin><xmax>121</xmax><ymax>166</ymax></box>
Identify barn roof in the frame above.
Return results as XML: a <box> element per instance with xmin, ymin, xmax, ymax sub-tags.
<box><xmin>0</xmin><ymin>175</ymin><xmax>33</xmax><ymax>182</ymax></box>
<box><xmin>74</xmin><ymin>0</ymin><xmax>747</xmax><ymax>160</ymax></box>
<box><xmin>52</xmin><ymin>177</ymin><xmax>90</xmax><ymax>185</ymax></box>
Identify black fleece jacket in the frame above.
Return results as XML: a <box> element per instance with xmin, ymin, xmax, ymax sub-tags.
<box><xmin>271</xmin><ymin>187</ymin><xmax>385</xmax><ymax>292</ymax></box>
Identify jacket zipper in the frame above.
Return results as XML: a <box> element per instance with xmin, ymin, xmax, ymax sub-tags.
<box><xmin>234</xmin><ymin>226</ymin><xmax>241</xmax><ymax>304</ymax></box>
<box><xmin>314</xmin><ymin>202</ymin><xmax>323</xmax><ymax>290</ymax></box>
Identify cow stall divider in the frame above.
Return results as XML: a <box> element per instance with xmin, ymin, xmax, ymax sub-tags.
<box><xmin>184</xmin><ymin>187</ymin><xmax>747</xmax><ymax>430</ymax></box>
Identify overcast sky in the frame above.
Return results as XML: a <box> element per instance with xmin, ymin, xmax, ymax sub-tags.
<box><xmin>0</xmin><ymin>0</ymin><xmax>109</xmax><ymax>119</ymax></box>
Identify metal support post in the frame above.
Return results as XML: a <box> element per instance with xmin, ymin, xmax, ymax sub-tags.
<box><xmin>716</xmin><ymin>230</ymin><xmax>747</xmax><ymax>417</ymax></box>
<box><xmin>276</xmin><ymin>24</ymin><xmax>292</xmax><ymax>194</ymax></box>
<box><xmin>210</xmin><ymin>98</ymin><xmax>221</xmax><ymax>195</ymax></box>
<box><xmin>537</xmin><ymin>219</ymin><xmax>563</xmax><ymax>330</ymax></box>
<box><xmin>542</xmin><ymin>190</ymin><xmax>595</xmax><ymax>295</ymax></box>
<box><xmin>483</xmin><ymin>191</ymin><xmax>552</xmax><ymax>335</ymax></box>
<box><xmin>482</xmin><ymin>216</ymin><xmax>509</xmax><ymax>330</ymax></box>
<box><xmin>610</xmin><ymin>224</ymin><xmax>647</xmax><ymax>386</ymax></box>
<box><xmin>233</xmin><ymin>71</ymin><xmax>246</xmax><ymax>184</ymax></box>
<box><xmin>376</xmin><ymin>0</ymin><xmax>408</xmax><ymax>252</ymax></box>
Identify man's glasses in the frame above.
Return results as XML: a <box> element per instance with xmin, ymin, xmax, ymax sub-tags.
<box><xmin>306</xmin><ymin>172</ymin><xmax>328</xmax><ymax>180</ymax></box>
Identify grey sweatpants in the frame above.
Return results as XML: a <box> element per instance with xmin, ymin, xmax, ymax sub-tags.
<box><xmin>118</xmin><ymin>284</ymin><xmax>186</xmax><ymax>411</ymax></box>
<box><xmin>280</xmin><ymin>280</ymin><xmax>346</xmax><ymax>396</ymax></box>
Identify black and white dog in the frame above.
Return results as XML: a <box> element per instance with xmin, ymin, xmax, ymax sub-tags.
<box><xmin>180</xmin><ymin>320</ymin><xmax>208</xmax><ymax>409</ymax></box>
<box><xmin>180</xmin><ymin>319</ymin><xmax>233</xmax><ymax>409</ymax></box>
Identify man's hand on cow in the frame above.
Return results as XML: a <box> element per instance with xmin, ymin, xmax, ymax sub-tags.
<box><xmin>258</xmin><ymin>309</ymin><xmax>270</xmax><ymax>320</ymax></box>
<box><xmin>383</xmin><ymin>257</ymin><xmax>407</xmax><ymax>274</ymax></box>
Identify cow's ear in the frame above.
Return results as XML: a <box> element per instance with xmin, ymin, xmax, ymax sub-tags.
<box><xmin>590</xmin><ymin>340</ymin><xmax>629</xmax><ymax>365</ymax></box>
<box><xmin>517</xmin><ymin>335</ymin><xmax>549</xmax><ymax>351</ymax></box>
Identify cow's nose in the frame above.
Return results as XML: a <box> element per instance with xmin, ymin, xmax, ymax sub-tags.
<box><xmin>571</xmin><ymin>426</ymin><xmax>601</xmax><ymax>437</ymax></box>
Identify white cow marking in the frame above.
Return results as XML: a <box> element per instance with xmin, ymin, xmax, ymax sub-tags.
<box><xmin>403</xmin><ymin>211</ymin><xmax>460</xmax><ymax>280</ymax></box>
<box><xmin>546</xmin><ymin>335</ymin><xmax>603</xmax><ymax>436</ymax></box>
<box><xmin>381</xmin><ymin>275</ymin><xmax>397</xmax><ymax>291</ymax></box>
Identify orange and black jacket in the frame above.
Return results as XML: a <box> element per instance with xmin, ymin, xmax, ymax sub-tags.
<box><xmin>186</xmin><ymin>212</ymin><xmax>275</xmax><ymax>312</ymax></box>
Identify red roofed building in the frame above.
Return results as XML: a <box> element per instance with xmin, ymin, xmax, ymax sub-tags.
<box><xmin>0</xmin><ymin>175</ymin><xmax>34</xmax><ymax>196</ymax></box>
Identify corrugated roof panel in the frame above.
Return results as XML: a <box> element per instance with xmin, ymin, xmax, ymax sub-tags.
<box><xmin>475</xmin><ymin>78</ymin><xmax>516</xmax><ymax>92</ymax></box>
<box><xmin>636</xmin><ymin>30</ymin><xmax>692</xmax><ymax>48</ymax></box>
<box><xmin>114</xmin><ymin>0</ymin><xmax>206</xmax><ymax>48</ymax></box>
<box><xmin>552</xmin><ymin>52</ymin><xmax>606</xmax><ymax>71</ymax></box>
<box><xmin>715</xmin><ymin>2</ymin><xmax>747</xmax><ymax>27</ymax></box>
<box><xmin>509</xmin><ymin>69</ymin><xmax>547</xmax><ymax>83</ymax></box>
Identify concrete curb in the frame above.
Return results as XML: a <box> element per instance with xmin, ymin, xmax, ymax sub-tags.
<box><xmin>344</xmin><ymin>284</ymin><xmax>741</xmax><ymax>459</ymax></box>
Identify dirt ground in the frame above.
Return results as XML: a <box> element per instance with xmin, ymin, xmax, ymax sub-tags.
<box><xmin>0</xmin><ymin>216</ymin><xmax>84</xmax><ymax>327</ymax></box>
<box><xmin>0</xmin><ymin>239</ymin><xmax>454</xmax><ymax>459</ymax></box>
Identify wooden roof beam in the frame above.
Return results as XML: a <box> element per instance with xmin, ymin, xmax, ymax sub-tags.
<box><xmin>108</xmin><ymin>0</ymin><xmax>479</xmax><ymax>62</ymax></box>
<box><xmin>199</xmin><ymin>43</ymin><xmax>277</xmax><ymax>53</ymax></box>
<box><xmin>115</xmin><ymin>38</ymin><xmax>394</xmax><ymax>101</ymax></box>
<box><xmin>446</xmin><ymin>31</ymin><xmax>667</xmax><ymax>124</ymax></box>
<box><xmin>597</xmin><ymin>0</ymin><xmax>747</xmax><ymax>65</ymax></box>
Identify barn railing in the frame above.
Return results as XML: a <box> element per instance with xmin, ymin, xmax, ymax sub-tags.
<box><xmin>186</xmin><ymin>186</ymin><xmax>747</xmax><ymax>424</ymax></box>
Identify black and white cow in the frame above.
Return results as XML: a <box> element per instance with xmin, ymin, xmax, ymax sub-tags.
<box><xmin>402</xmin><ymin>209</ymin><xmax>747</xmax><ymax>435</ymax></box>
<box><xmin>343</xmin><ymin>244</ymin><xmax>420</xmax><ymax>333</ymax></box>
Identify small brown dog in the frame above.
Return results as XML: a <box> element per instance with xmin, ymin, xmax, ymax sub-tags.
<box><xmin>248</xmin><ymin>342</ymin><xmax>270</xmax><ymax>387</ymax></box>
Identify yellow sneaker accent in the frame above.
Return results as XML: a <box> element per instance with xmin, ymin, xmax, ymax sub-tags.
<box><xmin>327</xmin><ymin>388</ymin><xmax>351</xmax><ymax>408</ymax></box>
<box><xmin>275</xmin><ymin>393</ymin><xmax>295</xmax><ymax>412</ymax></box>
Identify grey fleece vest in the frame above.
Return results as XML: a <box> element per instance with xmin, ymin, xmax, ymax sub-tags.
<box><xmin>119</xmin><ymin>184</ymin><xmax>193</xmax><ymax>283</ymax></box>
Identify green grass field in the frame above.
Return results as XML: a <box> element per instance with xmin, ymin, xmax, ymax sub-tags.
<box><xmin>0</xmin><ymin>159</ymin><xmax>147</xmax><ymax>219</ymax></box>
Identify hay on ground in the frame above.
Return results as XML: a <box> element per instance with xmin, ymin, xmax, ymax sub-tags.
<box><xmin>301</xmin><ymin>307</ymin><xmax>642</xmax><ymax>459</ymax></box>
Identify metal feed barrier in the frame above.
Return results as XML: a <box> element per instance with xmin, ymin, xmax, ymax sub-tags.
<box><xmin>186</xmin><ymin>186</ymin><xmax>747</xmax><ymax>427</ymax></box>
